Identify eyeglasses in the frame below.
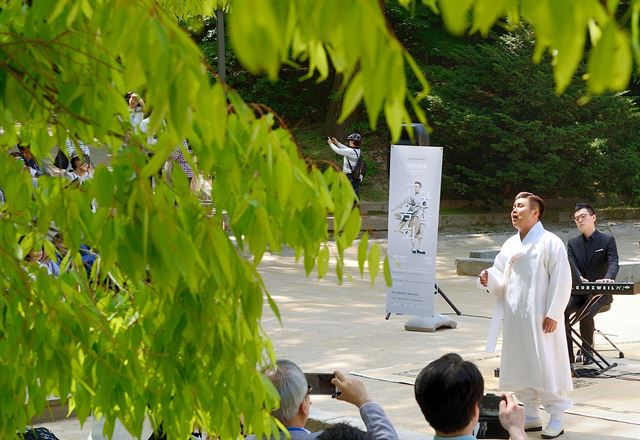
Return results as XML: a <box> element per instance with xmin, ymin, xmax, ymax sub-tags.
<box><xmin>307</xmin><ymin>385</ymin><xmax>312</xmax><ymax>396</ymax></box>
<box><xmin>574</xmin><ymin>213</ymin><xmax>592</xmax><ymax>223</ymax></box>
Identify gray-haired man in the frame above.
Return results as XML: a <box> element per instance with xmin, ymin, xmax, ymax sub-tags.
<box><xmin>246</xmin><ymin>359</ymin><xmax>398</xmax><ymax>439</ymax></box>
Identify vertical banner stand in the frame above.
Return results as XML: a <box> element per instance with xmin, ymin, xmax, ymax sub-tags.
<box><xmin>386</xmin><ymin>126</ymin><xmax>457</xmax><ymax>332</ymax></box>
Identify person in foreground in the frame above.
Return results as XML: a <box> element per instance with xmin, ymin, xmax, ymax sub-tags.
<box><xmin>246</xmin><ymin>359</ymin><xmax>398</xmax><ymax>440</ymax></box>
<box><xmin>414</xmin><ymin>353</ymin><xmax>526</xmax><ymax>440</ymax></box>
<box><xmin>479</xmin><ymin>192</ymin><xmax>573</xmax><ymax>439</ymax></box>
<box><xmin>565</xmin><ymin>203</ymin><xmax>619</xmax><ymax>365</ymax></box>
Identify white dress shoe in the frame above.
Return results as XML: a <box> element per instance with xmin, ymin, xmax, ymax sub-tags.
<box><xmin>541</xmin><ymin>421</ymin><xmax>565</xmax><ymax>439</ymax></box>
<box><xmin>524</xmin><ymin>417</ymin><xmax>542</xmax><ymax>432</ymax></box>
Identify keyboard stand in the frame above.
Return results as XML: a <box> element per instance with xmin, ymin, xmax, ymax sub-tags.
<box><xmin>569</xmin><ymin>293</ymin><xmax>618</xmax><ymax>377</ymax></box>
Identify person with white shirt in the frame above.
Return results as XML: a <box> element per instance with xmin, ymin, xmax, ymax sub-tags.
<box><xmin>479</xmin><ymin>192</ymin><xmax>572</xmax><ymax>439</ymax></box>
<box><xmin>65</xmin><ymin>137</ymin><xmax>92</xmax><ymax>165</ymax></box>
<box><xmin>327</xmin><ymin>133</ymin><xmax>363</xmax><ymax>198</ymax></box>
<box><xmin>68</xmin><ymin>156</ymin><xmax>93</xmax><ymax>183</ymax></box>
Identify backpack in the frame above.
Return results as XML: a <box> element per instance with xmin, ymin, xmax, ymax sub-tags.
<box><xmin>20</xmin><ymin>427</ymin><xmax>60</xmax><ymax>440</ymax></box>
<box><xmin>53</xmin><ymin>148</ymin><xmax>69</xmax><ymax>170</ymax></box>
<box><xmin>348</xmin><ymin>148</ymin><xmax>367</xmax><ymax>181</ymax></box>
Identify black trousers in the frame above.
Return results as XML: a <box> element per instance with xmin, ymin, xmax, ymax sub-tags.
<box><xmin>564</xmin><ymin>294</ymin><xmax>611</xmax><ymax>362</ymax></box>
<box><xmin>346</xmin><ymin>173</ymin><xmax>360</xmax><ymax>199</ymax></box>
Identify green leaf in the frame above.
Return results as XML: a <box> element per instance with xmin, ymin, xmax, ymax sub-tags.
<box><xmin>587</xmin><ymin>22</ymin><xmax>620</xmax><ymax>93</ymax></box>
<box><xmin>439</xmin><ymin>0</ymin><xmax>474</xmax><ymax>35</ymax></box>
<box><xmin>632</xmin><ymin>4</ymin><xmax>640</xmax><ymax>69</ymax></box>
<box><xmin>357</xmin><ymin>232</ymin><xmax>368</xmax><ymax>277</ymax></box>
<box><xmin>471</xmin><ymin>0</ymin><xmax>509</xmax><ymax>37</ymax></box>
<box><xmin>317</xmin><ymin>246</ymin><xmax>329</xmax><ymax>279</ymax></box>
<box><xmin>336</xmin><ymin>255</ymin><xmax>344</xmax><ymax>285</ymax></box>
<box><xmin>367</xmin><ymin>242</ymin><xmax>380</xmax><ymax>286</ymax></box>
<box><xmin>338</xmin><ymin>72</ymin><xmax>363</xmax><ymax>123</ymax></box>
<box><xmin>383</xmin><ymin>255</ymin><xmax>392</xmax><ymax>287</ymax></box>
<box><xmin>340</xmin><ymin>206</ymin><xmax>361</xmax><ymax>243</ymax></box>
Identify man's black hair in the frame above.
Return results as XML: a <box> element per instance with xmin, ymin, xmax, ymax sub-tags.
<box><xmin>70</xmin><ymin>156</ymin><xmax>81</xmax><ymax>171</ymax></box>
<box><xmin>414</xmin><ymin>353</ymin><xmax>484</xmax><ymax>434</ymax></box>
<box><xmin>574</xmin><ymin>203</ymin><xmax>596</xmax><ymax>216</ymax></box>
<box><xmin>317</xmin><ymin>423</ymin><xmax>371</xmax><ymax>440</ymax></box>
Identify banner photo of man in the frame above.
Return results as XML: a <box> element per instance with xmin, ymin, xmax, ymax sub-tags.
<box><xmin>386</xmin><ymin>146</ymin><xmax>443</xmax><ymax>316</ymax></box>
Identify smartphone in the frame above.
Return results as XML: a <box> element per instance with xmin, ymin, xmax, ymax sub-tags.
<box><xmin>304</xmin><ymin>373</ymin><xmax>337</xmax><ymax>395</ymax></box>
<box><xmin>479</xmin><ymin>393</ymin><xmax>505</xmax><ymax>418</ymax></box>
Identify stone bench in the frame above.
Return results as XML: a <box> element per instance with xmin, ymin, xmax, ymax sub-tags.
<box><xmin>617</xmin><ymin>262</ymin><xmax>640</xmax><ymax>283</ymax></box>
<box><xmin>456</xmin><ymin>255</ymin><xmax>640</xmax><ymax>283</ymax></box>
<box><xmin>469</xmin><ymin>249</ymin><xmax>499</xmax><ymax>259</ymax></box>
<box><xmin>456</xmin><ymin>249</ymin><xmax>498</xmax><ymax>276</ymax></box>
<box><xmin>455</xmin><ymin>257</ymin><xmax>494</xmax><ymax>276</ymax></box>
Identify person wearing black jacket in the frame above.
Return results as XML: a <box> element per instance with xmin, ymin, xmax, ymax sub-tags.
<box><xmin>564</xmin><ymin>203</ymin><xmax>619</xmax><ymax>365</ymax></box>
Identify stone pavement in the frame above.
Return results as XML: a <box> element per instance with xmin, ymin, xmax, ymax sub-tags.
<box><xmin>42</xmin><ymin>220</ymin><xmax>640</xmax><ymax>439</ymax></box>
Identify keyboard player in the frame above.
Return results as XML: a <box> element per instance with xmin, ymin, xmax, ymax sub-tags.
<box><xmin>564</xmin><ymin>203</ymin><xmax>619</xmax><ymax>365</ymax></box>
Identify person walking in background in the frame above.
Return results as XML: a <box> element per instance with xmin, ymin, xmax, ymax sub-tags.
<box><xmin>327</xmin><ymin>133</ymin><xmax>363</xmax><ymax>198</ymax></box>
<box><xmin>564</xmin><ymin>203</ymin><xmax>619</xmax><ymax>365</ymax></box>
<box><xmin>479</xmin><ymin>192</ymin><xmax>573</xmax><ymax>439</ymax></box>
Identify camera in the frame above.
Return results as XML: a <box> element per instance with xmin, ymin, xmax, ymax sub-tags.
<box><xmin>304</xmin><ymin>373</ymin><xmax>337</xmax><ymax>395</ymax></box>
<box><xmin>476</xmin><ymin>394</ymin><xmax>509</xmax><ymax>439</ymax></box>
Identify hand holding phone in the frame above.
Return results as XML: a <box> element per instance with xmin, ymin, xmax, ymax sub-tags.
<box><xmin>498</xmin><ymin>392</ymin><xmax>525</xmax><ymax>439</ymax></box>
<box><xmin>330</xmin><ymin>371</ymin><xmax>372</xmax><ymax>408</ymax></box>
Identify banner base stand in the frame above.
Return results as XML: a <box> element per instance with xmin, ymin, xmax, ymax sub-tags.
<box><xmin>404</xmin><ymin>314</ymin><xmax>457</xmax><ymax>332</ymax></box>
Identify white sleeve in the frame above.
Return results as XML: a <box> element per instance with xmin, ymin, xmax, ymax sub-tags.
<box><xmin>545</xmin><ymin>237</ymin><xmax>572</xmax><ymax>322</ymax></box>
<box><xmin>329</xmin><ymin>142</ymin><xmax>359</xmax><ymax>159</ymax></box>
<box><xmin>482</xmin><ymin>249</ymin><xmax>508</xmax><ymax>297</ymax></box>
<box><xmin>329</xmin><ymin>141</ymin><xmax>349</xmax><ymax>156</ymax></box>
<box><xmin>65</xmin><ymin>138</ymin><xmax>75</xmax><ymax>158</ymax></box>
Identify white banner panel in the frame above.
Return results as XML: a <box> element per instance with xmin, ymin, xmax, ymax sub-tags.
<box><xmin>386</xmin><ymin>146</ymin><xmax>443</xmax><ymax>316</ymax></box>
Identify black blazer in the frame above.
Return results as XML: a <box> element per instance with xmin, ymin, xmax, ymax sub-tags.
<box><xmin>567</xmin><ymin>229</ymin><xmax>619</xmax><ymax>301</ymax></box>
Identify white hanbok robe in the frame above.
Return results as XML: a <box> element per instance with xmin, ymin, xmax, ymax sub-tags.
<box><xmin>484</xmin><ymin>221</ymin><xmax>573</xmax><ymax>393</ymax></box>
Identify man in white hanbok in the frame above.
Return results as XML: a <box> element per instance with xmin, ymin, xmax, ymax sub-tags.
<box><xmin>480</xmin><ymin>192</ymin><xmax>572</xmax><ymax>439</ymax></box>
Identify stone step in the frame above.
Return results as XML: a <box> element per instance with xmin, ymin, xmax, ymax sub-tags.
<box><xmin>456</xmin><ymin>259</ymin><xmax>640</xmax><ymax>282</ymax></box>
<box><xmin>469</xmin><ymin>249</ymin><xmax>499</xmax><ymax>259</ymax></box>
<box><xmin>359</xmin><ymin>202</ymin><xmax>387</xmax><ymax>214</ymax></box>
<box><xmin>617</xmin><ymin>262</ymin><xmax>640</xmax><ymax>283</ymax></box>
<box><xmin>455</xmin><ymin>257</ymin><xmax>494</xmax><ymax>276</ymax></box>
<box><xmin>328</xmin><ymin>215</ymin><xmax>388</xmax><ymax>231</ymax></box>
<box><xmin>32</xmin><ymin>397</ymin><xmax>69</xmax><ymax>424</ymax></box>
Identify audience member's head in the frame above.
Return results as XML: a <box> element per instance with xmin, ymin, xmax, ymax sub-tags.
<box><xmin>128</xmin><ymin>92</ymin><xmax>145</xmax><ymax>111</ymax></box>
<box><xmin>414</xmin><ymin>353</ymin><xmax>484</xmax><ymax>436</ymax></box>
<box><xmin>317</xmin><ymin>423</ymin><xmax>370</xmax><ymax>440</ymax></box>
<box><xmin>71</xmin><ymin>156</ymin><xmax>81</xmax><ymax>171</ymax></box>
<box><xmin>266</xmin><ymin>359</ymin><xmax>311</xmax><ymax>426</ymax></box>
<box><xmin>18</xmin><ymin>145</ymin><xmax>32</xmax><ymax>160</ymax></box>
